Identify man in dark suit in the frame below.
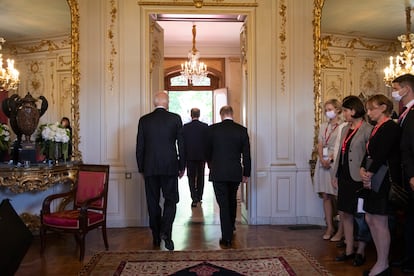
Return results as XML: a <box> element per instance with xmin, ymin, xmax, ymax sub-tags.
<box><xmin>391</xmin><ymin>74</ymin><xmax>414</xmax><ymax>273</ymax></box>
<box><xmin>136</xmin><ymin>91</ymin><xmax>185</xmax><ymax>251</ymax></box>
<box><xmin>182</xmin><ymin>108</ymin><xmax>209</xmax><ymax>208</ymax></box>
<box><xmin>207</xmin><ymin>105</ymin><xmax>251</xmax><ymax>248</ymax></box>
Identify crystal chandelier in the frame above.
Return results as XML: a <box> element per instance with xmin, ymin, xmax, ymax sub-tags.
<box><xmin>181</xmin><ymin>24</ymin><xmax>207</xmax><ymax>84</ymax></box>
<box><xmin>0</xmin><ymin>37</ymin><xmax>19</xmax><ymax>91</ymax></box>
<box><xmin>384</xmin><ymin>7</ymin><xmax>414</xmax><ymax>86</ymax></box>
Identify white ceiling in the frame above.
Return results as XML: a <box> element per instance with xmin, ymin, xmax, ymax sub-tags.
<box><xmin>1</xmin><ymin>0</ymin><xmax>414</xmax><ymax>48</ymax></box>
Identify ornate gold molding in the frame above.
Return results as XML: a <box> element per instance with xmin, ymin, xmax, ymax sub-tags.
<box><xmin>279</xmin><ymin>0</ymin><xmax>287</xmax><ymax>95</ymax></box>
<box><xmin>108</xmin><ymin>0</ymin><xmax>118</xmax><ymax>94</ymax></box>
<box><xmin>311</xmin><ymin>0</ymin><xmax>324</xmax><ymax>177</ymax></box>
<box><xmin>137</xmin><ymin>0</ymin><xmax>258</xmax><ymax>7</ymax></box>
<box><xmin>0</xmin><ymin>164</ymin><xmax>77</xmax><ymax>194</ymax></box>
<box><xmin>68</xmin><ymin>0</ymin><xmax>82</xmax><ymax>161</ymax></box>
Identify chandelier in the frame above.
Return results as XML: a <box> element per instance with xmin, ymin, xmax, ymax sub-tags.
<box><xmin>384</xmin><ymin>7</ymin><xmax>414</xmax><ymax>86</ymax></box>
<box><xmin>0</xmin><ymin>37</ymin><xmax>19</xmax><ymax>91</ymax></box>
<box><xmin>180</xmin><ymin>24</ymin><xmax>207</xmax><ymax>84</ymax></box>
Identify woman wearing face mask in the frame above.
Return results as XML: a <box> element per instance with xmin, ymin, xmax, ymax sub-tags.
<box><xmin>313</xmin><ymin>99</ymin><xmax>344</xmax><ymax>240</ymax></box>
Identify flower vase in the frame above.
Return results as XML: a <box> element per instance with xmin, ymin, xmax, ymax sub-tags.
<box><xmin>53</xmin><ymin>142</ymin><xmax>61</xmax><ymax>164</ymax></box>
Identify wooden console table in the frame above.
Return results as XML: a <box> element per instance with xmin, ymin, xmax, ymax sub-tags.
<box><xmin>0</xmin><ymin>162</ymin><xmax>80</xmax><ymax>231</ymax></box>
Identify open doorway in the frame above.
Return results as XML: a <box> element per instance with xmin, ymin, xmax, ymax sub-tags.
<box><xmin>168</xmin><ymin>90</ymin><xmax>244</xmax><ymax>227</ymax></box>
<box><xmin>145</xmin><ymin>9</ymin><xmax>252</xmax><ymax>224</ymax></box>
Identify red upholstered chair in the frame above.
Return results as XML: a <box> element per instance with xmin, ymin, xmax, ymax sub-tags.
<box><xmin>40</xmin><ymin>164</ymin><xmax>110</xmax><ymax>261</ymax></box>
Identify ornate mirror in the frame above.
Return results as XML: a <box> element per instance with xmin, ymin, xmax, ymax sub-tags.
<box><xmin>0</xmin><ymin>0</ymin><xmax>81</xmax><ymax>161</ymax></box>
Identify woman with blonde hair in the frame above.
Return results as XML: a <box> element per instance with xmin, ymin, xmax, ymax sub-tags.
<box><xmin>314</xmin><ymin>99</ymin><xmax>344</xmax><ymax>240</ymax></box>
<box><xmin>360</xmin><ymin>94</ymin><xmax>400</xmax><ymax>276</ymax></box>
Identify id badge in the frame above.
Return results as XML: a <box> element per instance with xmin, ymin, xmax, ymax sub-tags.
<box><xmin>322</xmin><ymin>147</ymin><xmax>329</xmax><ymax>160</ymax></box>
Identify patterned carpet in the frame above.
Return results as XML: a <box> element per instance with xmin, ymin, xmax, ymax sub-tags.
<box><xmin>79</xmin><ymin>247</ymin><xmax>332</xmax><ymax>276</ymax></box>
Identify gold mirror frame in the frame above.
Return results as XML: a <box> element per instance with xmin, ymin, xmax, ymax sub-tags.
<box><xmin>311</xmin><ymin>0</ymin><xmax>324</xmax><ymax>175</ymax></box>
<box><xmin>67</xmin><ymin>0</ymin><xmax>81</xmax><ymax>161</ymax></box>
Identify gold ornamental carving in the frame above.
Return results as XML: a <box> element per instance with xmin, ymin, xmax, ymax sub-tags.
<box><xmin>138</xmin><ymin>0</ymin><xmax>258</xmax><ymax>7</ymax></box>
<box><xmin>311</xmin><ymin>0</ymin><xmax>324</xmax><ymax>177</ymax></box>
<box><xmin>279</xmin><ymin>0</ymin><xmax>287</xmax><ymax>95</ymax></box>
<box><xmin>0</xmin><ymin>164</ymin><xmax>77</xmax><ymax>194</ymax></box>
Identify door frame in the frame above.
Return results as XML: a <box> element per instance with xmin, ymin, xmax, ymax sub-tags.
<box><xmin>139</xmin><ymin>4</ymin><xmax>257</xmax><ymax>224</ymax></box>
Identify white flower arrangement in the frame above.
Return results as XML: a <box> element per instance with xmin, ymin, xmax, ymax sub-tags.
<box><xmin>0</xmin><ymin>123</ymin><xmax>10</xmax><ymax>151</ymax></box>
<box><xmin>40</xmin><ymin>122</ymin><xmax>70</xmax><ymax>143</ymax></box>
<box><xmin>36</xmin><ymin>122</ymin><xmax>71</xmax><ymax>161</ymax></box>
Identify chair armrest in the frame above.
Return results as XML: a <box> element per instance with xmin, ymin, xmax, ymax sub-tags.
<box><xmin>41</xmin><ymin>190</ymin><xmax>75</xmax><ymax>215</ymax></box>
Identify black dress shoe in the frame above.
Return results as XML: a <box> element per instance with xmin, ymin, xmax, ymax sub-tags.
<box><xmin>160</xmin><ymin>234</ymin><xmax>174</xmax><ymax>251</ymax></box>
<box><xmin>163</xmin><ymin>238</ymin><xmax>174</xmax><ymax>250</ymax></box>
<box><xmin>335</xmin><ymin>252</ymin><xmax>355</xmax><ymax>262</ymax></box>
<box><xmin>219</xmin><ymin>239</ymin><xmax>232</xmax><ymax>248</ymax></box>
<box><xmin>353</xmin><ymin>254</ymin><xmax>366</xmax><ymax>267</ymax></box>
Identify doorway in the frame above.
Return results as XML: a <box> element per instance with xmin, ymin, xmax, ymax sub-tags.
<box><xmin>142</xmin><ymin>6</ymin><xmax>255</xmax><ymax>224</ymax></box>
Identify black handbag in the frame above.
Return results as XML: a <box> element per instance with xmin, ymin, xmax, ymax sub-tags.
<box><xmin>387</xmin><ymin>164</ymin><xmax>409</xmax><ymax>209</ymax></box>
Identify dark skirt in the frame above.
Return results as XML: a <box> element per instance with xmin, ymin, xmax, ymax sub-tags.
<box><xmin>363</xmin><ymin>174</ymin><xmax>391</xmax><ymax>215</ymax></box>
<box><xmin>337</xmin><ymin>176</ymin><xmax>363</xmax><ymax>214</ymax></box>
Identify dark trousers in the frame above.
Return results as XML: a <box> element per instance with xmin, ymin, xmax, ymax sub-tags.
<box><xmin>187</xmin><ymin>160</ymin><xmax>205</xmax><ymax>202</ymax></box>
<box><xmin>213</xmin><ymin>181</ymin><xmax>240</xmax><ymax>241</ymax></box>
<box><xmin>404</xmin><ymin>191</ymin><xmax>414</xmax><ymax>258</ymax></box>
<box><xmin>144</xmin><ymin>175</ymin><xmax>179</xmax><ymax>240</ymax></box>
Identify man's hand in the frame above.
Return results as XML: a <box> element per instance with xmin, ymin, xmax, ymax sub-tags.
<box><xmin>242</xmin><ymin>176</ymin><xmax>249</xmax><ymax>183</ymax></box>
<box><xmin>178</xmin><ymin>170</ymin><xmax>185</xmax><ymax>179</ymax></box>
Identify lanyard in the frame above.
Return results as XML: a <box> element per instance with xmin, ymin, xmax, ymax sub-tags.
<box><xmin>324</xmin><ymin>122</ymin><xmax>339</xmax><ymax>146</ymax></box>
<box><xmin>366</xmin><ymin>117</ymin><xmax>390</xmax><ymax>154</ymax></box>
<box><xmin>341</xmin><ymin>120</ymin><xmax>363</xmax><ymax>155</ymax></box>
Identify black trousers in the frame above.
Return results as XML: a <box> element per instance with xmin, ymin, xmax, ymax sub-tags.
<box><xmin>144</xmin><ymin>175</ymin><xmax>179</xmax><ymax>240</ymax></box>
<box><xmin>213</xmin><ymin>181</ymin><xmax>240</xmax><ymax>241</ymax></box>
<box><xmin>187</xmin><ymin>160</ymin><xmax>205</xmax><ymax>202</ymax></box>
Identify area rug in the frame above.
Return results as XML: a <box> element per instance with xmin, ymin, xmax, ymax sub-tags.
<box><xmin>78</xmin><ymin>247</ymin><xmax>332</xmax><ymax>276</ymax></box>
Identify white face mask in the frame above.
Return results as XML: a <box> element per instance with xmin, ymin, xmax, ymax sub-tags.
<box><xmin>325</xmin><ymin>110</ymin><xmax>336</xmax><ymax>119</ymax></box>
<box><xmin>392</xmin><ymin>90</ymin><xmax>403</xmax><ymax>102</ymax></box>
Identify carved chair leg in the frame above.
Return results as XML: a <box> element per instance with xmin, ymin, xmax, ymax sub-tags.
<box><xmin>79</xmin><ymin>234</ymin><xmax>86</xmax><ymax>261</ymax></box>
<box><xmin>40</xmin><ymin>226</ymin><xmax>46</xmax><ymax>254</ymax></box>
<box><xmin>102</xmin><ymin>225</ymin><xmax>109</xmax><ymax>250</ymax></box>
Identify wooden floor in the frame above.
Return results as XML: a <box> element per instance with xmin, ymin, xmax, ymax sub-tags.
<box><xmin>16</xmin><ymin>180</ymin><xmax>406</xmax><ymax>275</ymax></box>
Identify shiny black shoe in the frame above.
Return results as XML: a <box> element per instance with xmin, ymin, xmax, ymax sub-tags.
<box><xmin>163</xmin><ymin>238</ymin><xmax>174</xmax><ymax>251</ymax></box>
<box><xmin>335</xmin><ymin>252</ymin><xmax>355</xmax><ymax>262</ymax></box>
<box><xmin>160</xmin><ymin>234</ymin><xmax>174</xmax><ymax>251</ymax></box>
<box><xmin>219</xmin><ymin>239</ymin><xmax>232</xmax><ymax>248</ymax></box>
<box><xmin>353</xmin><ymin>253</ymin><xmax>366</xmax><ymax>266</ymax></box>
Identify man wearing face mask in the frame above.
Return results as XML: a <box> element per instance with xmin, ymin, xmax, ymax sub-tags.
<box><xmin>390</xmin><ymin>73</ymin><xmax>414</xmax><ymax>273</ymax></box>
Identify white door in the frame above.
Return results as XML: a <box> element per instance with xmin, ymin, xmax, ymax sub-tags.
<box><xmin>213</xmin><ymin>87</ymin><xmax>228</xmax><ymax>123</ymax></box>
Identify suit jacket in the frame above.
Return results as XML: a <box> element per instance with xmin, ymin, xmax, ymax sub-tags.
<box><xmin>182</xmin><ymin>119</ymin><xmax>209</xmax><ymax>161</ymax></box>
<box><xmin>401</xmin><ymin>107</ymin><xmax>414</xmax><ymax>180</ymax></box>
<box><xmin>207</xmin><ymin>119</ymin><xmax>251</xmax><ymax>182</ymax></box>
<box><xmin>136</xmin><ymin>108</ymin><xmax>185</xmax><ymax>177</ymax></box>
<box><xmin>333</xmin><ymin>120</ymin><xmax>373</xmax><ymax>182</ymax></box>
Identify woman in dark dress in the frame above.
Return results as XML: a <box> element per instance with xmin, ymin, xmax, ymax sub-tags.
<box><xmin>332</xmin><ymin>96</ymin><xmax>373</xmax><ymax>266</ymax></box>
<box><xmin>360</xmin><ymin>94</ymin><xmax>401</xmax><ymax>276</ymax></box>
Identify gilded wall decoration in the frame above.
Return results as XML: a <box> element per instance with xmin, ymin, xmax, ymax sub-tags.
<box><xmin>108</xmin><ymin>0</ymin><xmax>118</xmax><ymax>94</ymax></box>
<box><xmin>138</xmin><ymin>0</ymin><xmax>258</xmax><ymax>7</ymax></box>
<box><xmin>359</xmin><ymin>58</ymin><xmax>381</xmax><ymax>98</ymax></box>
<box><xmin>279</xmin><ymin>0</ymin><xmax>287</xmax><ymax>95</ymax></box>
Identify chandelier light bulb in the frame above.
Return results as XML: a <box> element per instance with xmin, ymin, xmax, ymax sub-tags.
<box><xmin>0</xmin><ymin>37</ymin><xmax>20</xmax><ymax>91</ymax></box>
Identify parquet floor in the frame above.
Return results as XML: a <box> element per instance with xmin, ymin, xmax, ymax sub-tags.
<box><xmin>15</xmin><ymin>180</ymin><xmax>406</xmax><ymax>275</ymax></box>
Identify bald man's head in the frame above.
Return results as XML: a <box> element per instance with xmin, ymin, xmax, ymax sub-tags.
<box><xmin>153</xmin><ymin>91</ymin><xmax>169</xmax><ymax>109</ymax></box>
